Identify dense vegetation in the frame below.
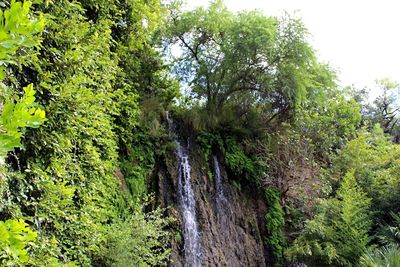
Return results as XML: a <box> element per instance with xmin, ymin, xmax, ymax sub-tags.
<box><xmin>1</xmin><ymin>0</ymin><xmax>399</xmax><ymax>266</ymax></box>
<box><xmin>0</xmin><ymin>0</ymin><xmax>172</xmax><ymax>265</ymax></box>
<box><xmin>166</xmin><ymin>1</ymin><xmax>400</xmax><ymax>266</ymax></box>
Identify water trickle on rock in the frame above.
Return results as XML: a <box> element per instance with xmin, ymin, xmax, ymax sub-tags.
<box><xmin>213</xmin><ymin>155</ymin><xmax>233</xmax><ymax>230</ymax></box>
<box><xmin>213</xmin><ymin>155</ymin><xmax>227</xmax><ymax>207</ymax></box>
<box><xmin>166</xmin><ymin>113</ymin><xmax>201</xmax><ymax>267</ymax></box>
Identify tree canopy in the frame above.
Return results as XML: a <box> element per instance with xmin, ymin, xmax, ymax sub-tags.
<box><xmin>166</xmin><ymin>0</ymin><xmax>325</xmax><ymax>128</ymax></box>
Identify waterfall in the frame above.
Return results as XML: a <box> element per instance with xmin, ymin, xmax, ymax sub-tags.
<box><xmin>213</xmin><ymin>155</ymin><xmax>232</xmax><ymax>225</ymax></box>
<box><xmin>166</xmin><ymin>113</ymin><xmax>201</xmax><ymax>267</ymax></box>
<box><xmin>213</xmin><ymin>155</ymin><xmax>227</xmax><ymax>206</ymax></box>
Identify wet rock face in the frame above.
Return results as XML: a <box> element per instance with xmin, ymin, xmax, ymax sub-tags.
<box><xmin>156</xmin><ymin>148</ymin><xmax>268</xmax><ymax>267</ymax></box>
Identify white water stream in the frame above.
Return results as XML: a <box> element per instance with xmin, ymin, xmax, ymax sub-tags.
<box><xmin>213</xmin><ymin>155</ymin><xmax>227</xmax><ymax>206</ymax></box>
<box><xmin>166</xmin><ymin>113</ymin><xmax>201</xmax><ymax>267</ymax></box>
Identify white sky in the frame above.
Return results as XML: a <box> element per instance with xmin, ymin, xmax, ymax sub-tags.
<box><xmin>185</xmin><ymin>0</ymin><xmax>400</xmax><ymax>93</ymax></box>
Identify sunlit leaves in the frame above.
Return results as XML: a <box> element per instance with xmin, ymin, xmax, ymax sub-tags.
<box><xmin>335</xmin><ymin>125</ymin><xmax>400</xmax><ymax>222</ymax></box>
<box><xmin>0</xmin><ymin>0</ymin><xmax>172</xmax><ymax>265</ymax></box>
<box><xmin>0</xmin><ymin>219</ymin><xmax>37</xmax><ymax>266</ymax></box>
<box><xmin>103</xmin><ymin>201</ymin><xmax>172</xmax><ymax>266</ymax></box>
<box><xmin>0</xmin><ymin>84</ymin><xmax>46</xmax><ymax>157</ymax></box>
<box><xmin>0</xmin><ymin>0</ymin><xmax>44</xmax><ymax>78</ymax></box>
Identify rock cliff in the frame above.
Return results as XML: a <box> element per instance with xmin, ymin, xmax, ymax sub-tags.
<box><xmin>154</xmin><ymin>132</ymin><xmax>269</xmax><ymax>266</ymax></box>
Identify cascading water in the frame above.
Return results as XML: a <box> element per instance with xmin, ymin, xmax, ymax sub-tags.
<box><xmin>166</xmin><ymin>113</ymin><xmax>201</xmax><ymax>267</ymax></box>
<box><xmin>213</xmin><ymin>155</ymin><xmax>232</xmax><ymax>226</ymax></box>
<box><xmin>213</xmin><ymin>155</ymin><xmax>227</xmax><ymax>206</ymax></box>
<box><xmin>158</xmin><ymin>117</ymin><xmax>267</xmax><ymax>266</ymax></box>
<box><xmin>177</xmin><ymin>144</ymin><xmax>201</xmax><ymax>267</ymax></box>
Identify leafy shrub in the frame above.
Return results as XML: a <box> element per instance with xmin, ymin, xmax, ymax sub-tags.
<box><xmin>0</xmin><ymin>0</ymin><xmax>172</xmax><ymax>265</ymax></box>
<box><xmin>0</xmin><ymin>219</ymin><xmax>37</xmax><ymax>266</ymax></box>
<box><xmin>0</xmin><ymin>0</ymin><xmax>45</xmax><ymax>78</ymax></box>
<box><xmin>0</xmin><ymin>85</ymin><xmax>46</xmax><ymax>157</ymax></box>
<box><xmin>101</xmin><ymin>202</ymin><xmax>171</xmax><ymax>267</ymax></box>
<box><xmin>265</xmin><ymin>187</ymin><xmax>286</xmax><ymax>267</ymax></box>
<box><xmin>121</xmin><ymin>130</ymin><xmax>157</xmax><ymax>197</ymax></box>
<box><xmin>377</xmin><ymin>212</ymin><xmax>400</xmax><ymax>246</ymax></box>
<box><xmin>286</xmin><ymin>172</ymin><xmax>371</xmax><ymax>266</ymax></box>
<box><xmin>0</xmin><ymin>0</ymin><xmax>46</xmax><ymax>158</ymax></box>
<box><xmin>196</xmin><ymin>131</ymin><xmax>223</xmax><ymax>160</ymax></box>
<box><xmin>224</xmin><ymin>137</ymin><xmax>253</xmax><ymax>174</ymax></box>
<box><xmin>335</xmin><ymin>125</ymin><xmax>400</xmax><ymax>223</ymax></box>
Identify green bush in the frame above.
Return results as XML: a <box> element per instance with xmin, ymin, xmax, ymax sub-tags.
<box><xmin>0</xmin><ymin>84</ymin><xmax>46</xmax><ymax>157</ymax></box>
<box><xmin>286</xmin><ymin>172</ymin><xmax>371</xmax><ymax>266</ymax></box>
<box><xmin>265</xmin><ymin>187</ymin><xmax>286</xmax><ymax>267</ymax></box>
<box><xmin>0</xmin><ymin>219</ymin><xmax>37</xmax><ymax>266</ymax></box>
<box><xmin>224</xmin><ymin>137</ymin><xmax>258</xmax><ymax>178</ymax></box>
<box><xmin>100</xmin><ymin>202</ymin><xmax>171</xmax><ymax>267</ymax></box>
<box><xmin>196</xmin><ymin>131</ymin><xmax>223</xmax><ymax>160</ymax></box>
<box><xmin>0</xmin><ymin>0</ymin><xmax>173</xmax><ymax>265</ymax></box>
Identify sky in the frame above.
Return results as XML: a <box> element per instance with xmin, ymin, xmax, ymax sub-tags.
<box><xmin>184</xmin><ymin>0</ymin><xmax>400</xmax><ymax>94</ymax></box>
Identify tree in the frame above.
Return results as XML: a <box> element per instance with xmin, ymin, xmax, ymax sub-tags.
<box><xmin>166</xmin><ymin>0</ymin><xmax>320</xmax><ymax>127</ymax></box>
<box><xmin>364</xmin><ymin>78</ymin><xmax>400</xmax><ymax>143</ymax></box>
<box><xmin>296</xmin><ymin>79</ymin><xmax>362</xmax><ymax>161</ymax></box>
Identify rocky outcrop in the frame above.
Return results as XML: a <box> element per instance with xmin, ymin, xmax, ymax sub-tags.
<box><xmin>154</xmin><ymin>141</ymin><xmax>269</xmax><ymax>267</ymax></box>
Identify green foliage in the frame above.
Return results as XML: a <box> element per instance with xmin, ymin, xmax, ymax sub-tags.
<box><xmin>377</xmin><ymin>212</ymin><xmax>400</xmax><ymax>246</ymax></box>
<box><xmin>335</xmin><ymin>125</ymin><xmax>400</xmax><ymax>222</ymax></box>
<box><xmin>0</xmin><ymin>219</ymin><xmax>36</xmax><ymax>266</ymax></box>
<box><xmin>121</xmin><ymin>130</ymin><xmax>158</xmax><ymax>198</ymax></box>
<box><xmin>0</xmin><ymin>84</ymin><xmax>46</xmax><ymax>157</ymax></box>
<box><xmin>286</xmin><ymin>171</ymin><xmax>371</xmax><ymax>266</ymax></box>
<box><xmin>265</xmin><ymin>187</ymin><xmax>286</xmax><ymax>267</ymax></box>
<box><xmin>196</xmin><ymin>131</ymin><xmax>223</xmax><ymax>160</ymax></box>
<box><xmin>166</xmin><ymin>0</ymin><xmax>321</xmax><ymax>128</ymax></box>
<box><xmin>297</xmin><ymin>79</ymin><xmax>362</xmax><ymax>160</ymax></box>
<box><xmin>359</xmin><ymin>244</ymin><xmax>400</xmax><ymax>267</ymax></box>
<box><xmin>224</xmin><ymin>137</ymin><xmax>257</xmax><ymax>178</ymax></box>
<box><xmin>0</xmin><ymin>0</ymin><xmax>173</xmax><ymax>265</ymax></box>
<box><xmin>335</xmin><ymin>171</ymin><xmax>371</xmax><ymax>259</ymax></box>
<box><xmin>0</xmin><ymin>218</ymin><xmax>66</xmax><ymax>266</ymax></box>
<box><xmin>6</xmin><ymin>3</ymin><xmax>123</xmax><ymax>262</ymax></box>
<box><xmin>0</xmin><ymin>3</ymin><xmax>47</xmax><ymax>266</ymax></box>
<box><xmin>0</xmin><ymin>0</ymin><xmax>45</xmax><ymax>78</ymax></box>
<box><xmin>196</xmin><ymin>131</ymin><xmax>263</xmax><ymax>184</ymax></box>
<box><xmin>286</xmin><ymin>123</ymin><xmax>400</xmax><ymax>266</ymax></box>
<box><xmin>0</xmin><ymin>0</ymin><xmax>46</xmax><ymax>158</ymax></box>
<box><xmin>100</xmin><ymin>202</ymin><xmax>171</xmax><ymax>267</ymax></box>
